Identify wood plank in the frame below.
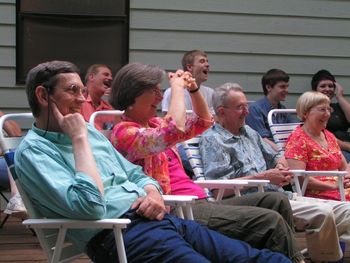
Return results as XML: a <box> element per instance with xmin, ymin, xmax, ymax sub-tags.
<box><xmin>0</xmin><ymin>3</ymin><xmax>15</xmax><ymax>24</ymax></box>
<box><xmin>131</xmin><ymin>0</ymin><xmax>350</xmax><ymax>19</ymax></box>
<box><xmin>130</xmin><ymin>30</ymin><xmax>350</xmax><ymax>58</ymax></box>
<box><xmin>0</xmin><ymin>216</ymin><xmax>89</xmax><ymax>262</ymax></box>
<box><xmin>131</xmin><ymin>10</ymin><xmax>350</xmax><ymax>38</ymax></box>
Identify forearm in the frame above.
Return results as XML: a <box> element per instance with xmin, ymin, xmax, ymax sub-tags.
<box><xmin>4</xmin><ymin>120</ymin><xmax>21</xmax><ymax>136</ymax></box>
<box><xmin>72</xmin><ymin>135</ymin><xmax>104</xmax><ymax>195</ymax></box>
<box><xmin>167</xmin><ymin>85</ymin><xmax>186</xmax><ymax>131</ymax></box>
<box><xmin>337</xmin><ymin>139</ymin><xmax>350</xmax><ymax>152</ymax></box>
<box><xmin>307</xmin><ymin>177</ymin><xmax>338</xmax><ymax>191</ymax></box>
<box><xmin>337</xmin><ymin>96</ymin><xmax>350</xmax><ymax>122</ymax></box>
<box><xmin>263</xmin><ymin>137</ymin><xmax>278</xmax><ymax>152</ymax></box>
<box><xmin>190</xmin><ymin>90</ymin><xmax>212</xmax><ymax>120</ymax></box>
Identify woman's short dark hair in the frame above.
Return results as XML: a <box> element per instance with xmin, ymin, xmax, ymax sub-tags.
<box><xmin>25</xmin><ymin>60</ymin><xmax>80</xmax><ymax>117</ymax></box>
<box><xmin>311</xmin><ymin>69</ymin><xmax>336</xmax><ymax>91</ymax></box>
<box><xmin>109</xmin><ymin>62</ymin><xmax>165</xmax><ymax>110</ymax></box>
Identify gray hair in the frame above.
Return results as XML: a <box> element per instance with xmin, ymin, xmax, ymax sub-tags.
<box><xmin>109</xmin><ymin>62</ymin><xmax>165</xmax><ymax>110</ymax></box>
<box><xmin>212</xmin><ymin>82</ymin><xmax>243</xmax><ymax>115</ymax></box>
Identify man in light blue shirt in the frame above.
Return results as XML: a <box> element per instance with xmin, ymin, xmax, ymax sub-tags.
<box><xmin>15</xmin><ymin>61</ymin><xmax>290</xmax><ymax>263</ymax></box>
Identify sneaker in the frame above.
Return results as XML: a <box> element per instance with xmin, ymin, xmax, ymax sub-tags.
<box><xmin>4</xmin><ymin>193</ymin><xmax>27</xmax><ymax>218</ymax></box>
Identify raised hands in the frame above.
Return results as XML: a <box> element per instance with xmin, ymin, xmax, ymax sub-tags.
<box><xmin>168</xmin><ymin>70</ymin><xmax>197</xmax><ymax>91</ymax></box>
<box><xmin>335</xmin><ymin>82</ymin><xmax>345</xmax><ymax>99</ymax></box>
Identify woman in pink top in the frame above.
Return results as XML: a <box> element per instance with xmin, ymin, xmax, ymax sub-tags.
<box><xmin>107</xmin><ymin>62</ymin><xmax>304</xmax><ymax>262</ymax></box>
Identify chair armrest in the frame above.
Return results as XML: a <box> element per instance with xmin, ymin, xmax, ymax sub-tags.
<box><xmin>233</xmin><ymin>179</ymin><xmax>270</xmax><ymax>193</ymax></box>
<box><xmin>23</xmin><ymin>218</ymin><xmax>130</xmax><ymax>263</ymax></box>
<box><xmin>195</xmin><ymin>180</ymin><xmax>248</xmax><ymax>201</ymax></box>
<box><xmin>163</xmin><ymin>195</ymin><xmax>197</xmax><ymax>206</ymax></box>
<box><xmin>290</xmin><ymin>170</ymin><xmax>347</xmax><ymax>201</ymax></box>
<box><xmin>23</xmin><ymin>218</ymin><xmax>131</xmax><ymax>229</ymax></box>
<box><xmin>163</xmin><ymin>195</ymin><xmax>197</xmax><ymax>220</ymax></box>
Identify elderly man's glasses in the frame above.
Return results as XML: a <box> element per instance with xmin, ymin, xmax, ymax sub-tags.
<box><xmin>222</xmin><ymin>104</ymin><xmax>249</xmax><ymax>112</ymax></box>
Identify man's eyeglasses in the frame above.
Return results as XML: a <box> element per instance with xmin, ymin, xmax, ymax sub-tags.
<box><xmin>222</xmin><ymin>104</ymin><xmax>249</xmax><ymax>112</ymax></box>
<box><xmin>62</xmin><ymin>84</ymin><xmax>85</xmax><ymax>95</ymax></box>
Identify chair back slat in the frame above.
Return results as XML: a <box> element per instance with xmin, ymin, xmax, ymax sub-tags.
<box><xmin>89</xmin><ymin>110</ymin><xmax>124</xmax><ymax>139</ymax></box>
<box><xmin>267</xmin><ymin>109</ymin><xmax>300</xmax><ymax>153</ymax></box>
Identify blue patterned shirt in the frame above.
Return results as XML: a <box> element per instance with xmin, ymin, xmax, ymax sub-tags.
<box><xmin>199</xmin><ymin>123</ymin><xmax>282</xmax><ymax>193</ymax></box>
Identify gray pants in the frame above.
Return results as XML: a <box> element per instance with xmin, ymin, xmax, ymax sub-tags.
<box><xmin>191</xmin><ymin>192</ymin><xmax>303</xmax><ymax>263</ymax></box>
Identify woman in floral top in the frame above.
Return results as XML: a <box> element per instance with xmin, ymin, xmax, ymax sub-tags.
<box><xmin>285</xmin><ymin>91</ymin><xmax>350</xmax><ymax>201</ymax></box>
<box><xmin>108</xmin><ymin>62</ymin><xmax>213</xmax><ymax>194</ymax></box>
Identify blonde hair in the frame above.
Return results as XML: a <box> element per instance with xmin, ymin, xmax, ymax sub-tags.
<box><xmin>296</xmin><ymin>91</ymin><xmax>330</xmax><ymax>121</ymax></box>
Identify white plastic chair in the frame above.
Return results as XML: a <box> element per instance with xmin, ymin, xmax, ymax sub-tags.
<box><xmin>89</xmin><ymin>110</ymin><xmax>197</xmax><ymax>219</ymax></box>
<box><xmin>181</xmin><ymin>136</ymin><xmax>270</xmax><ymax>201</ymax></box>
<box><xmin>0</xmin><ymin>113</ymin><xmax>130</xmax><ymax>263</ymax></box>
<box><xmin>267</xmin><ymin>109</ymin><xmax>347</xmax><ymax>201</ymax></box>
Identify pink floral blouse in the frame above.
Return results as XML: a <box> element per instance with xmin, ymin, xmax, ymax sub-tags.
<box><xmin>285</xmin><ymin>125</ymin><xmax>349</xmax><ymax>201</ymax></box>
<box><xmin>110</xmin><ymin>114</ymin><xmax>213</xmax><ymax>194</ymax></box>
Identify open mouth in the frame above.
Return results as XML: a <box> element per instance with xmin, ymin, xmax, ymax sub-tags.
<box><xmin>321</xmin><ymin>91</ymin><xmax>332</xmax><ymax>98</ymax></box>
<box><xmin>103</xmin><ymin>79</ymin><xmax>112</xmax><ymax>87</ymax></box>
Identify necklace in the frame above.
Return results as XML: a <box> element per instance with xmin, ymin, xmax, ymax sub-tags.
<box><xmin>302</xmin><ymin>126</ymin><xmax>328</xmax><ymax>150</ymax></box>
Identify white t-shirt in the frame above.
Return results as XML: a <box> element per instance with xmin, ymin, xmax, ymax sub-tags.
<box><xmin>161</xmin><ymin>85</ymin><xmax>214</xmax><ymax>113</ymax></box>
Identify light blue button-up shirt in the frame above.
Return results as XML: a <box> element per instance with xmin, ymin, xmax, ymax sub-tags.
<box><xmin>15</xmin><ymin>123</ymin><xmax>161</xmax><ymax>251</ymax></box>
<box><xmin>199</xmin><ymin>123</ymin><xmax>282</xmax><ymax>193</ymax></box>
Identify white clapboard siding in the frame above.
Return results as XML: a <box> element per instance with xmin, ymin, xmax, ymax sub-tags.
<box><xmin>130</xmin><ymin>0</ymin><xmax>350</xmax><ymax>108</ymax></box>
<box><xmin>1</xmin><ymin>0</ymin><xmax>350</xmax><ymax>112</ymax></box>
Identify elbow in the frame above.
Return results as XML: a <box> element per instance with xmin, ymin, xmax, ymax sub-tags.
<box><xmin>73</xmin><ymin>203</ymin><xmax>106</xmax><ymax>220</ymax></box>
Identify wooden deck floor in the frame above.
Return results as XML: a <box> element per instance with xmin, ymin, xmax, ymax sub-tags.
<box><xmin>1</xmin><ymin>212</ymin><xmax>350</xmax><ymax>263</ymax></box>
<box><xmin>0</xmin><ymin>214</ymin><xmax>89</xmax><ymax>263</ymax></box>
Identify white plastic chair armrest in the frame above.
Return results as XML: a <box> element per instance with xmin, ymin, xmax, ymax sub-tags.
<box><xmin>88</xmin><ymin>110</ymin><xmax>124</xmax><ymax>126</ymax></box>
<box><xmin>23</xmin><ymin>218</ymin><xmax>130</xmax><ymax>263</ymax></box>
<box><xmin>290</xmin><ymin>170</ymin><xmax>347</xmax><ymax>201</ymax></box>
<box><xmin>22</xmin><ymin>218</ymin><xmax>131</xmax><ymax>229</ymax></box>
<box><xmin>163</xmin><ymin>195</ymin><xmax>197</xmax><ymax>220</ymax></box>
<box><xmin>233</xmin><ymin>179</ymin><xmax>270</xmax><ymax>193</ymax></box>
<box><xmin>195</xmin><ymin>180</ymin><xmax>248</xmax><ymax>201</ymax></box>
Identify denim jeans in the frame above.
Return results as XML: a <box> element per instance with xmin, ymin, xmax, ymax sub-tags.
<box><xmin>86</xmin><ymin>212</ymin><xmax>291</xmax><ymax>263</ymax></box>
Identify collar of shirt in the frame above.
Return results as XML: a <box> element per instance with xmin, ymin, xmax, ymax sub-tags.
<box><xmin>261</xmin><ymin>96</ymin><xmax>284</xmax><ymax>111</ymax></box>
<box><xmin>213</xmin><ymin>123</ymin><xmax>248</xmax><ymax>141</ymax></box>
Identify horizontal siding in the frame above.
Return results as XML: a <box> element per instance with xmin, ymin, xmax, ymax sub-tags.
<box><xmin>0</xmin><ymin>0</ymin><xmax>27</xmax><ymax>112</ymax></box>
<box><xmin>131</xmin><ymin>10</ymin><xmax>350</xmax><ymax>38</ymax></box>
<box><xmin>130</xmin><ymin>51</ymin><xmax>350</xmax><ymax>87</ymax></box>
<box><xmin>0</xmin><ymin>88</ymin><xmax>29</xmax><ymax>109</ymax></box>
<box><xmin>131</xmin><ymin>0</ymin><xmax>350</xmax><ymax>19</ymax></box>
<box><xmin>130</xmin><ymin>0</ymin><xmax>350</xmax><ymax>108</ymax></box>
<box><xmin>0</xmin><ymin>2</ymin><xmax>15</xmax><ymax>24</ymax></box>
<box><xmin>0</xmin><ymin>25</ymin><xmax>15</xmax><ymax>46</ymax></box>
<box><xmin>130</xmin><ymin>30</ymin><xmax>350</xmax><ymax>58</ymax></box>
<box><xmin>0</xmin><ymin>46</ymin><xmax>15</xmax><ymax>67</ymax></box>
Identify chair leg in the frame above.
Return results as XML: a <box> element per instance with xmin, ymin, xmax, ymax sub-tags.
<box><xmin>0</xmin><ymin>191</ymin><xmax>9</xmax><ymax>202</ymax></box>
<box><xmin>0</xmin><ymin>213</ymin><xmax>9</xmax><ymax>228</ymax></box>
